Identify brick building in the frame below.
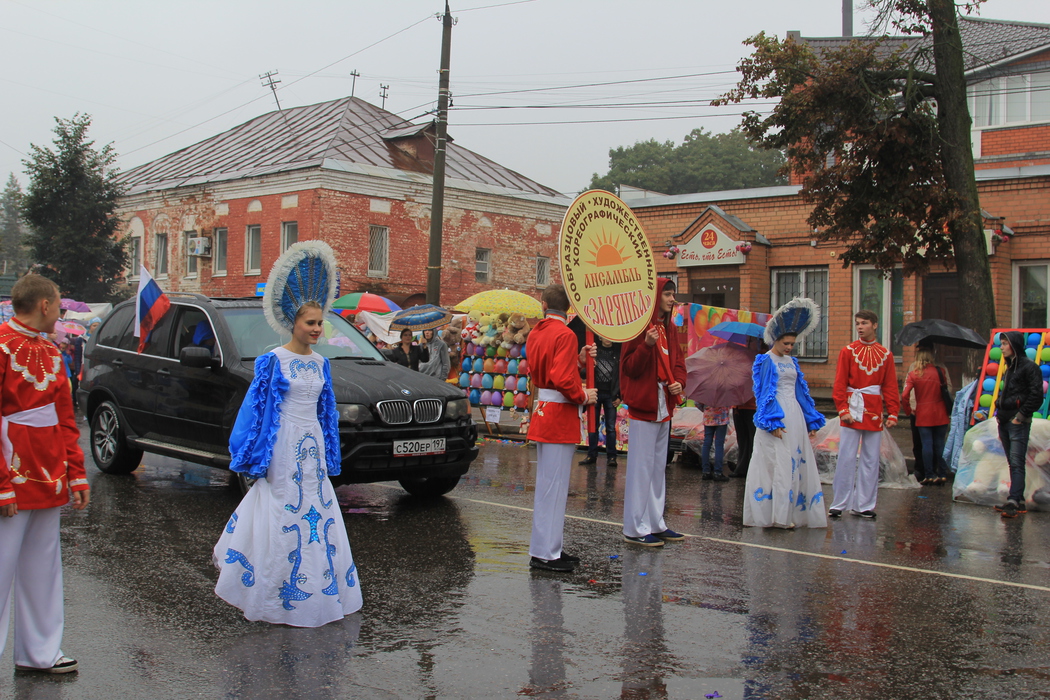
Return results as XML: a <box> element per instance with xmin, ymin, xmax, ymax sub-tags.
<box><xmin>117</xmin><ymin>97</ymin><xmax>569</xmax><ymax>307</ymax></box>
<box><xmin>626</xmin><ymin>16</ymin><xmax>1050</xmax><ymax>389</ymax></box>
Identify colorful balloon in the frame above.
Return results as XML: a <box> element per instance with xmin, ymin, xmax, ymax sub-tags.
<box><xmin>1042</xmin><ymin>364</ymin><xmax>1050</xmax><ymax>378</ymax></box>
<box><xmin>509</xmin><ymin>344</ymin><xmax>521</xmax><ymax>359</ymax></box>
<box><xmin>514</xmin><ymin>392</ymin><xmax>528</xmax><ymax>408</ymax></box>
<box><xmin>518</xmin><ymin>359</ymin><xmax>529</xmax><ymax>375</ymax></box>
<box><xmin>493</xmin><ymin>375</ymin><xmax>505</xmax><ymax>390</ymax></box>
<box><xmin>982</xmin><ymin>378</ymin><xmax>996</xmax><ymax>392</ymax></box>
<box><xmin>490</xmin><ymin>391</ymin><xmax>503</xmax><ymax>406</ymax></box>
<box><xmin>494</xmin><ymin>358</ymin><xmax>508</xmax><ymax>374</ymax></box>
<box><xmin>480</xmin><ymin>390</ymin><xmax>492</xmax><ymax>405</ymax></box>
<box><xmin>503</xmin><ymin>391</ymin><xmax>515</xmax><ymax>407</ymax></box>
<box><xmin>469</xmin><ymin>389</ymin><xmax>481</xmax><ymax>405</ymax></box>
<box><xmin>470</xmin><ymin>373</ymin><xmax>483</xmax><ymax>388</ymax></box>
<box><xmin>483</xmin><ymin>358</ymin><xmax>495</xmax><ymax>373</ymax></box>
<box><xmin>481</xmin><ymin>373</ymin><xmax>494</xmax><ymax>389</ymax></box>
<box><xmin>992</xmin><ymin>333</ymin><xmax>1001</xmax><ymax>346</ymax></box>
<box><xmin>507</xmin><ymin>359</ymin><xmax>519</xmax><ymax>375</ymax></box>
<box><xmin>505</xmin><ymin>376</ymin><xmax>517</xmax><ymax>392</ymax></box>
<box><xmin>466</xmin><ymin>342</ymin><xmax>476</xmax><ymax>356</ymax></box>
<box><xmin>496</xmin><ymin>346</ymin><xmax>509</xmax><ymax>357</ymax></box>
<box><xmin>473</xmin><ymin>358</ymin><xmax>484</xmax><ymax>373</ymax></box>
<box><xmin>1026</xmin><ymin>347</ymin><xmax>1037</xmax><ymax>360</ymax></box>
<box><xmin>520</xmin><ymin>344</ymin><xmax>527</xmax><ymax>359</ymax></box>
<box><xmin>985</xmin><ymin>362</ymin><xmax>999</xmax><ymax>376</ymax></box>
<box><xmin>1041</xmin><ymin>347</ymin><xmax>1050</xmax><ymax>362</ymax></box>
<box><xmin>485</xmin><ymin>346</ymin><xmax>497</xmax><ymax>357</ymax></box>
<box><xmin>458</xmin><ymin>373</ymin><xmax>470</xmax><ymax>388</ymax></box>
<box><xmin>474</xmin><ymin>344</ymin><xmax>485</xmax><ymax>357</ymax></box>
<box><xmin>1028</xmin><ymin>332</ymin><xmax>1041</xmax><ymax>346</ymax></box>
<box><xmin>979</xmin><ymin>393</ymin><xmax>993</xmax><ymax>408</ymax></box>
<box><xmin>989</xmin><ymin>347</ymin><xmax>1002</xmax><ymax>361</ymax></box>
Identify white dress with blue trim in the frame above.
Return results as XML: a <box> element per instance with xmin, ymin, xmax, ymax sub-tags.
<box><xmin>744</xmin><ymin>351</ymin><xmax>828</xmax><ymax>529</ymax></box>
<box><xmin>214</xmin><ymin>347</ymin><xmax>362</xmax><ymax>626</ymax></box>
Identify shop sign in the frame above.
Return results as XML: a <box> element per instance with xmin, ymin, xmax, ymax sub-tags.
<box><xmin>677</xmin><ymin>224</ymin><xmax>744</xmax><ymax>266</ymax></box>
<box><xmin>559</xmin><ymin>190</ymin><xmax>656</xmax><ymax>343</ymax></box>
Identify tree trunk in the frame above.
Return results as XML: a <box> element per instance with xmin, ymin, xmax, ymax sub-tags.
<box><xmin>929</xmin><ymin>0</ymin><xmax>996</xmax><ymax>364</ymax></box>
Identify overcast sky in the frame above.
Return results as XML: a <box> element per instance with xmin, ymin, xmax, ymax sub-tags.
<box><xmin>1</xmin><ymin>0</ymin><xmax>1045</xmax><ymax>196</ymax></box>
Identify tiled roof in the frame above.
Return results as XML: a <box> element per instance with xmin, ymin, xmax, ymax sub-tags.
<box><xmin>120</xmin><ymin>96</ymin><xmax>562</xmax><ymax>199</ymax></box>
<box><xmin>797</xmin><ymin>16</ymin><xmax>1050</xmax><ymax>73</ymax></box>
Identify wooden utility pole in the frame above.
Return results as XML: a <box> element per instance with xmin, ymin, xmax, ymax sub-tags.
<box><xmin>426</xmin><ymin>2</ymin><xmax>453</xmax><ymax>305</ymax></box>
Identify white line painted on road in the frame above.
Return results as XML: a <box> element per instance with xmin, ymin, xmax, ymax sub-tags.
<box><xmin>369</xmin><ymin>483</ymin><xmax>1050</xmax><ymax>594</ymax></box>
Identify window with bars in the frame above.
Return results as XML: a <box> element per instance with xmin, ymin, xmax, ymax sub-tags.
<box><xmin>476</xmin><ymin>248</ymin><xmax>491</xmax><ymax>283</ymax></box>
<box><xmin>771</xmin><ymin>267</ymin><xmax>828</xmax><ymax>358</ymax></box>
<box><xmin>184</xmin><ymin>231</ymin><xmax>198</xmax><ymax>277</ymax></box>
<box><xmin>127</xmin><ymin>237</ymin><xmax>141</xmax><ymax>278</ymax></box>
<box><xmin>536</xmin><ymin>255</ymin><xmax>550</xmax><ymax>286</ymax></box>
<box><xmin>969</xmin><ymin>71</ymin><xmax>1050</xmax><ymax>127</ymax></box>
<box><xmin>245</xmin><ymin>225</ymin><xmax>261</xmax><ymax>274</ymax></box>
<box><xmin>213</xmin><ymin>228</ymin><xmax>227</xmax><ymax>275</ymax></box>
<box><xmin>368</xmin><ymin>225</ymin><xmax>388</xmax><ymax>277</ymax></box>
<box><xmin>155</xmin><ymin>233</ymin><xmax>168</xmax><ymax>276</ymax></box>
<box><xmin>281</xmin><ymin>221</ymin><xmax>298</xmax><ymax>252</ymax></box>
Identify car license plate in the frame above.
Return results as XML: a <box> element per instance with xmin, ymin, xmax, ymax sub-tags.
<box><xmin>393</xmin><ymin>437</ymin><xmax>446</xmax><ymax>456</ymax></box>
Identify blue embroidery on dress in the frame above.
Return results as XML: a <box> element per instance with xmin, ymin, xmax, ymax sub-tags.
<box><xmin>225</xmin><ymin>513</ymin><xmax>238</xmax><ymax>533</ymax></box>
<box><xmin>753</xmin><ymin>487</ymin><xmax>773</xmax><ymax>502</ymax></box>
<box><xmin>810</xmin><ymin>492</ymin><xmax>824</xmax><ymax>505</ymax></box>
<box><xmin>322</xmin><ymin>518</ymin><xmax>339</xmax><ymax>596</ymax></box>
<box><xmin>279</xmin><ymin>524</ymin><xmax>312</xmax><ymax>610</ymax></box>
<box><xmin>289</xmin><ymin>358</ymin><xmax>322</xmax><ymax>380</ymax></box>
<box><xmin>303</xmin><ymin>505</ymin><xmax>322</xmax><ymax>544</ymax></box>
<box><xmin>224</xmin><ymin>548</ymin><xmax>255</xmax><ymax>587</ymax></box>
<box><xmin>345</xmin><ymin>562</ymin><xmax>357</xmax><ymax>588</ymax></box>
<box><xmin>788</xmin><ymin>489</ymin><xmax>794</xmax><ymax>506</ymax></box>
<box><xmin>317</xmin><ymin>460</ymin><xmax>332</xmax><ymax>508</ymax></box>
<box><xmin>796</xmin><ymin>490</ymin><xmax>807</xmax><ymax>510</ymax></box>
<box><xmin>284</xmin><ymin>434</ymin><xmax>316</xmax><ymax>514</ymax></box>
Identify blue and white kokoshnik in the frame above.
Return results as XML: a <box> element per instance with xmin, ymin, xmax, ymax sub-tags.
<box><xmin>263</xmin><ymin>240</ymin><xmax>339</xmax><ymax>335</ymax></box>
<box><xmin>764</xmin><ymin>296</ymin><xmax>821</xmax><ymax>346</ymax></box>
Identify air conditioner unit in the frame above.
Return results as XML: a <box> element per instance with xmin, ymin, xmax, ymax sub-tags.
<box><xmin>188</xmin><ymin>237</ymin><xmax>212</xmax><ymax>257</ymax></box>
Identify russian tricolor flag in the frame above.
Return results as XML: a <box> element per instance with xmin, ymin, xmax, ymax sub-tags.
<box><xmin>134</xmin><ymin>266</ymin><xmax>171</xmax><ymax>353</ymax></box>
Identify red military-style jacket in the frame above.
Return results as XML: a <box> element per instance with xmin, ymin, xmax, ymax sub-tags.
<box><xmin>0</xmin><ymin>319</ymin><xmax>87</xmax><ymax>510</ymax></box>
<box><xmin>526</xmin><ymin>313</ymin><xmax>588</xmax><ymax>444</ymax></box>
<box><xmin>832</xmin><ymin>339</ymin><xmax>900</xmax><ymax>432</ymax></box>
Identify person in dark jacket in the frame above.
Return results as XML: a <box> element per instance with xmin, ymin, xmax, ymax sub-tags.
<box><xmin>580</xmin><ymin>336</ymin><xmax>620</xmax><ymax>467</ymax></box>
<box><xmin>388</xmin><ymin>328</ymin><xmax>430</xmax><ymax>371</ymax></box>
<box><xmin>992</xmin><ymin>331</ymin><xmax>1044</xmax><ymax>518</ymax></box>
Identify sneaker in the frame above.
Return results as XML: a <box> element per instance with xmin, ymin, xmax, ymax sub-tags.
<box><xmin>828</xmin><ymin>509</ymin><xmax>842</xmax><ymax>518</ymax></box>
<box><xmin>651</xmin><ymin>528</ymin><xmax>685</xmax><ymax>541</ymax></box>
<box><xmin>578</xmin><ymin>456</ymin><xmax>597</xmax><ymax>466</ymax></box>
<box><xmin>1000</xmin><ymin>502</ymin><xmax>1019</xmax><ymax>518</ymax></box>
<box><xmin>16</xmin><ymin>656</ymin><xmax>78</xmax><ymax>674</ymax></box>
<box><xmin>530</xmin><ymin>555</ymin><xmax>575</xmax><ymax>572</ymax></box>
<box><xmin>855</xmin><ymin>510</ymin><xmax>877</xmax><ymax>519</ymax></box>
<box><xmin>607</xmin><ymin>456</ymin><xmax>618</xmax><ymax>467</ymax></box>
<box><xmin>713</xmin><ymin>473</ymin><xmax>730</xmax><ymax>482</ymax></box>
<box><xmin>623</xmin><ymin>534</ymin><xmax>665</xmax><ymax>547</ymax></box>
<box><xmin>701</xmin><ymin>472</ymin><xmax>713</xmax><ymax>481</ymax></box>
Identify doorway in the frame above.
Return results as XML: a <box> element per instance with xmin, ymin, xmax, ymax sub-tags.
<box><xmin>922</xmin><ymin>273</ymin><xmax>976</xmax><ymax>388</ymax></box>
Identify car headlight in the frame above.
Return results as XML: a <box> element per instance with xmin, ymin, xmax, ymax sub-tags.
<box><xmin>445</xmin><ymin>398</ymin><xmax>469</xmax><ymax>420</ymax></box>
<box><xmin>337</xmin><ymin>403</ymin><xmax>370</xmax><ymax>424</ymax></box>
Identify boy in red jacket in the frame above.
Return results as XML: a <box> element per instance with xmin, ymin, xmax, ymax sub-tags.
<box><xmin>0</xmin><ymin>275</ymin><xmax>88</xmax><ymax>674</ymax></box>
<box><xmin>619</xmin><ymin>278</ymin><xmax>687</xmax><ymax>546</ymax></box>
<box><xmin>526</xmin><ymin>285</ymin><xmax>596</xmax><ymax>572</ymax></box>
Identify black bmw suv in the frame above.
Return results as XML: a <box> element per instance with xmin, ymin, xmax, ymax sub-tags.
<box><xmin>78</xmin><ymin>294</ymin><xmax>478</xmax><ymax>496</ymax></box>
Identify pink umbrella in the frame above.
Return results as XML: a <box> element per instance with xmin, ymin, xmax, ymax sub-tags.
<box><xmin>685</xmin><ymin>343</ymin><xmax>758</xmax><ymax>408</ymax></box>
<box><xmin>60</xmin><ymin>298</ymin><xmax>91</xmax><ymax>312</ymax></box>
<box><xmin>58</xmin><ymin>321</ymin><xmax>87</xmax><ymax>335</ymax></box>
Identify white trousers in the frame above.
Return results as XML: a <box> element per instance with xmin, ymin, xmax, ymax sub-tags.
<box><xmin>831</xmin><ymin>426</ymin><xmax>882</xmax><ymax>512</ymax></box>
<box><xmin>530</xmin><ymin>442</ymin><xmax>576</xmax><ymax>561</ymax></box>
<box><xmin>623</xmin><ymin>419</ymin><xmax>670</xmax><ymax>538</ymax></box>
<box><xmin>0</xmin><ymin>507</ymin><xmax>66</xmax><ymax>669</ymax></box>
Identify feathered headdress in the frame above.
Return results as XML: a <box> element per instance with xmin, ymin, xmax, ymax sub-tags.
<box><xmin>764</xmin><ymin>297</ymin><xmax>821</xmax><ymax>345</ymax></box>
<box><xmin>263</xmin><ymin>240</ymin><xmax>339</xmax><ymax>335</ymax></box>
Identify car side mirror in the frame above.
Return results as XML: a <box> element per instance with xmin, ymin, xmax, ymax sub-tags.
<box><xmin>180</xmin><ymin>345</ymin><xmax>218</xmax><ymax>369</ymax></box>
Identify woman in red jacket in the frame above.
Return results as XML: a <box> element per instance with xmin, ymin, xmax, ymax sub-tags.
<box><xmin>901</xmin><ymin>347</ymin><xmax>951</xmax><ymax>484</ymax></box>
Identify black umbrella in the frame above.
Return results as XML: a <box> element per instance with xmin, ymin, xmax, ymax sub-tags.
<box><xmin>895</xmin><ymin>319</ymin><xmax>987</xmax><ymax>349</ymax></box>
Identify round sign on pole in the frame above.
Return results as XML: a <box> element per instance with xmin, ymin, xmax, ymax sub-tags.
<box><xmin>559</xmin><ymin>190</ymin><xmax>657</xmax><ymax>343</ymax></box>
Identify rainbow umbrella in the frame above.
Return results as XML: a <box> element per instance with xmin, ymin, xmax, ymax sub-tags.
<box><xmin>389</xmin><ymin>304</ymin><xmax>454</xmax><ymax>332</ymax></box>
<box><xmin>453</xmin><ymin>290</ymin><xmax>542</xmax><ymax>318</ymax></box>
<box><xmin>332</xmin><ymin>292</ymin><xmax>400</xmax><ymax>314</ymax></box>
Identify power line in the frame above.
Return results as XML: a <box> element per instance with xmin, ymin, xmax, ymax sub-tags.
<box><xmin>452</xmin><ymin>111</ymin><xmax>774</xmax><ymax>127</ymax></box>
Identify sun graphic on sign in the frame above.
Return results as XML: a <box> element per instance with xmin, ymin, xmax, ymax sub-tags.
<box><xmin>586</xmin><ymin>229</ymin><xmax>629</xmax><ymax>267</ymax></box>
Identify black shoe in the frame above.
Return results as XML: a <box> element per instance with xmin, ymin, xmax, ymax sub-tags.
<box><xmin>16</xmin><ymin>656</ymin><xmax>78</xmax><ymax>674</ymax></box>
<box><xmin>713</xmin><ymin>473</ymin><xmax>729</xmax><ymax>482</ymax></box>
<box><xmin>623</xmin><ymin>534</ymin><xmax>665</xmax><ymax>547</ymax></box>
<box><xmin>651</xmin><ymin>528</ymin><xmax>685</xmax><ymax>541</ymax></box>
<box><xmin>530</xmin><ymin>555</ymin><xmax>575</xmax><ymax>572</ymax></box>
<box><xmin>579</xmin><ymin>456</ymin><xmax>597</xmax><ymax>465</ymax></box>
<box><xmin>607</xmin><ymin>456</ymin><xmax>618</xmax><ymax>467</ymax></box>
<box><xmin>560</xmin><ymin>551</ymin><xmax>581</xmax><ymax>563</ymax></box>
<box><xmin>855</xmin><ymin>510</ymin><xmax>877</xmax><ymax>519</ymax></box>
<box><xmin>828</xmin><ymin>509</ymin><xmax>842</xmax><ymax>518</ymax></box>
<box><xmin>701</xmin><ymin>472</ymin><xmax>713</xmax><ymax>481</ymax></box>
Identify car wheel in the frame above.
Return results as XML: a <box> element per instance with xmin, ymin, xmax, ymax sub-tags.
<box><xmin>398</xmin><ymin>475</ymin><xmax>461</xmax><ymax>498</ymax></box>
<box><xmin>90</xmin><ymin>401</ymin><xmax>143</xmax><ymax>474</ymax></box>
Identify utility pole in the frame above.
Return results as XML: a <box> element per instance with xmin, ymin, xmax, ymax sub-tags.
<box><xmin>350</xmin><ymin>69</ymin><xmax>360</xmax><ymax>97</ymax></box>
<box><xmin>380</xmin><ymin>84</ymin><xmax>390</xmax><ymax>109</ymax></box>
<box><xmin>260</xmin><ymin>70</ymin><xmax>282</xmax><ymax>110</ymax></box>
<box><xmin>426</xmin><ymin>2</ymin><xmax>453</xmax><ymax>305</ymax></box>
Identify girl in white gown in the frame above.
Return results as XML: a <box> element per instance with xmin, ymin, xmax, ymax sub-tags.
<box><xmin>744</xmin><ymin>299</ymin><xmax>827</xmax><ymax>529</ymax></box>
<box><xmin>213</xmin><ymin>241</ymin><xmax>361</xmax><ymax>626</ymax></box>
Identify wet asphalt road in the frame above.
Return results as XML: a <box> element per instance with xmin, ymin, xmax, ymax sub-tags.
<box><xmin>3</xmin><ymin>429</ymin><xmax>1049</xmax><ymax>700</ymax></box>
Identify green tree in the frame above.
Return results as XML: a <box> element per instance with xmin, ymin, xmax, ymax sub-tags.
<box><xmin>1</xmin><ymin>174</ymin><xmax>32</xmax><ymax>275</ymax></box>
<box><xmin>588</xmin><ymin>127</ymin><xmax>786</xmax><ymax>195</ymax></box>
<box><xmin>714</xmin><ymin>0</ymin><xmax>994</xmax><ymax>339</ymax></box>
<box><xmin>22</xmin><ymin>113</ymin><xmax>128</xmax><ymax>301</ymax></box>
